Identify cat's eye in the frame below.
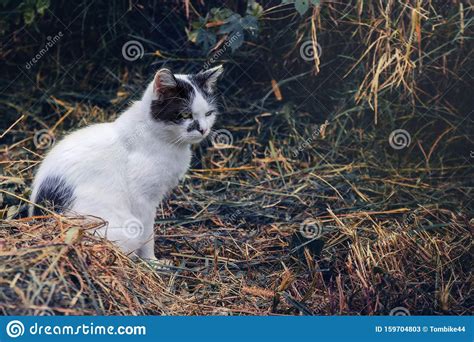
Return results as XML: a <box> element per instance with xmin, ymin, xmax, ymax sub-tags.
<box><xmin>180</xmin><ymin>112</ymin><xmax>192</xmax><ymax>120</ymax></box>
<box><xmin>205</xmin><ymin>110</ymin><xmax>215</xmax><ymax>117</ymax></box>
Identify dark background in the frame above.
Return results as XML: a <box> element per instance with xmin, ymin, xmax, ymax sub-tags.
<box><xmin>0</xmin><ymin>0</ymin><xmax>472</xmax><ymax>315</ymax></box>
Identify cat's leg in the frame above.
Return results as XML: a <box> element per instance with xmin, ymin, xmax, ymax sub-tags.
<box><xmin>93</xmin><ymin>213</ymin><xmax>150</xmax><ymax>256</ymax></box>
<box><xmin>72</xmin><ymin>195</ymin><xmax>145</xmax><ymax>255</ymax></box>
<box><xmin>74</xmin><ymin>200</ymin><xmax>168</xmax><ymax>263</ymax></box>
<box><xmin>133</xmin><ymin>211</ymin><xmax>155</xmax><ymax>259</ymax></box>
<box><xmin>136</xmin><ymin>214</ymin><xmax>174</xmax><ymax>268</ymax></box>
<box><xmin>138</xmin><ymin>234</ymin><xmax>174</xmax><ymax>269</ymax></box>
<box><xmin>136</xmin><ymin>231</ymin><xmax>156</xmax><ymax>260</ymax></box>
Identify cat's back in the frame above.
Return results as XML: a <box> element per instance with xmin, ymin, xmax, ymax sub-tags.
<box><xmin>37</xmin><ymin>122</ymin><xmax>120</xmax><ymax>173</ymax></box>
<box><xmin>30</xmin><ymin>122</ymin><xmax>124</xmax><ymax>211</ymax></box>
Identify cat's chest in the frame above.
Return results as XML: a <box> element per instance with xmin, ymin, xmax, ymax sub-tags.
<box><xmin>127</xmin><ymin>146</ymin><xmax>191</xmax><ymax>201</ymax></box>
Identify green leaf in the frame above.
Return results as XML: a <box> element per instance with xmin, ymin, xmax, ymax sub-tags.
<box><xmin>185</xmin><ymin>27</ymin><xmax>198</xmax><ymax>43</ymax></box>
<box><xmin>196</xmin><ymin>28</ymin><xmax>217</xmax><ymax>51</ymax></box>
<box><xmin>219</xmin><ymin>13</ymin><xmax>257</xmax><ymax>51</ymax></box>
<box><xmin>218</xmin><ymin>14</ymin><xmax>242</xmax><ymax>35</ymax></box>
<box><xmin>294</xmin><ymin>0</ymin><xmax>309</xmax><ymax>15</ymax></box>
<box><xmin>228</xmin><ymin>31</ymin><xmax>244</xmax><ymax>51</ymax></box>
<box><xmin>247</xmin><ymin>0</ymin><xmax>264</xmax><ymax>17</ymax></box>
<box><xmin>190</xmin><ymin>17</ymin><xmax>206</xmax><ymax>30</ymax></box>
<box><xmin>210</xmin><ymin>7</ymin><xmax>233</xmax><ymax>21</ymax></box>
<box><xmin>219</xmin><ymin>13</ymin><xmax>259</xmax><ymax>48</ymax></box>
<box><xmin>282</xmin><ymin>0</ymin><xmax>319</xmax><ymax>15</ymax></box>
<box><xmin>241</xmin><ymin>15</ymin><xmax>258</xmax><ymax>32</ymax></box>
<box><xmin>23</xmin><ymin>7</ymin><xmax>35</xmax><ymax>24</ymax></box>
<box><xmin>36</xmin><ymin>0</ymin><xmax>50</xmax><ymax>15</ymax></box>
<box><xmin>192</xmin><ymin>8</ymin><xmax>260</xmax><ymax>53</ymax></box>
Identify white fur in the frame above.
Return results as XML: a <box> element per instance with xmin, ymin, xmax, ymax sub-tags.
<box><xmin>29</xmin><ymin>72</ymin><xmax>219</xmax><ymax>259</ymax></box>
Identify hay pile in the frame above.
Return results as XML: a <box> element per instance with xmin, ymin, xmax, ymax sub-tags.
<box><xmin>0</xmin><ymin>216</ymin><xmax>177</xmax><ymax>315</ymax></box>
<box><xmin>1</xmin><ymin>183</ymin><xmax>471</xmax><ymax>315</ymax></box>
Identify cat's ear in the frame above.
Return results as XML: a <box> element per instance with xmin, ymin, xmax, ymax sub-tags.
<box><xmin>153</xmin><ymin>68</ymin><xmax>177</xmax><ymax>98</ymax></box>
<box><xmin>196</xmin><ymin>65</ymin><xmax>224</xmax><ymax>93</ymax></box>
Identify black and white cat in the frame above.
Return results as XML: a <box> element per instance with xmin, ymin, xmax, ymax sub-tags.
<box><xmin>29</xmin><ymin>65</ymin><xmax>224</xmax><ymax>260</ymax></box>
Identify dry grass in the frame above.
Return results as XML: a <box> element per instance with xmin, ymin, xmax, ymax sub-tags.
<box><xmin>0</xmin><ymin>196</ymin><xmax>470</xmax><ymax>315</ymax></box>
<box><xmin>0</xmin><ymin>0</ymin><xmax>472</xmax><ymax>315</ymax></box>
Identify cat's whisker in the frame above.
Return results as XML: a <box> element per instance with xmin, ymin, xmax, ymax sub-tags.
<box><xmin>171</xmin><ymin>135</ymin><xmax>186</xmax><ymax>146</ymax></box>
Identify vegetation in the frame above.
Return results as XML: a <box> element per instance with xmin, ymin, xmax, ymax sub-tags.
<box><xmin>0</xmin><ymin>0</ymin><xmax>472</xmax><ymax>315</ymax></box>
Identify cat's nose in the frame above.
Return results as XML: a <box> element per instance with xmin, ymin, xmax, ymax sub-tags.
<box><xmin>198</xmin><ymin>127</ymin><xmax>205</xmax><ymax>135</ymax></box>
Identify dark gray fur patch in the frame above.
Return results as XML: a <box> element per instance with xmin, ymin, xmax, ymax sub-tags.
<box><xmin>33</xmin><ymin>175</ymin><xmax>75</xmax><ymax>215</ymax></box>
<box><xmin>151</xmin><ymin>78</ymin><xmax>195</xmax><ymax>123</ymax></box>
<box><xmin>189</xmin><ymin>73</ymin><xmax>214</xmax><ymax>97</ymax></box>
<box><xmin>187</xmin><ymin>120</ymin><xmax>201</xmax><ymax>132</ymax></box>
<box><xmin>151</xmin><ymin>76</ymin><xmax>217</xmax><ymax>124</ymax></box>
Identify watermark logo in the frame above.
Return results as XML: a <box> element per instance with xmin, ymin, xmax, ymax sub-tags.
<box><xmin>292</xmin><ymin>120</ymin><xmax>329</xmax><ymax>157</ymax></box>
<box><xmin>299</xmin><ymin>219</ymin><xmax>323</xmax><ymax>239</ymax></box>
<box><xmin>6</xmin><ymin>320</ymin><xmax>25</xmax><ymax>338</ymax></box>
<box><xmin>388</xmin><ymin>129</ymin><xmax>411</xmax><ymax>150</ymax></box>
<box><xmin>122</xmin><ymin>40</ymin><xmax>144</xmax><ymax>61</ymax></box>
<box><xmin>124</xmin><ymin>121</ymin><xmax>151</xmax><ymax>149</ymax></box>
<box><xmin>211</xmin><ymin>129</ymin><xmax>233</xmax><ymax>147</ymax></box>
<box><xmin>123</xmin><ymin>218</ymin><xmax>144</xmax><ymax>238</ymax></box>
<box><xmin>25</xmin><ymin>31</ymin><xmax>63</xmax><ymax>69</ymax></box>
<box><xmin>203</xmin><ymin>32</ymin><xmax>241</xmax><ymax>70</ymax></box>
<box><xmin>389</xmin><ymin>306</ymin><xmax>411</xmax><ymax>316</ymax></box>
<box><xmin>224</xmin><ymin>209</ymin><xmax>243</xmax><ymax>222</ymax></box>
<box><xmin>299</xmin><ymin>40</ymin><xmax>322</xmax><ymax>62</ymax></box>
<box><xmin>33</xmin><ymin>129</ymin><xmax>55</xmax><ymax>149</ymax></box>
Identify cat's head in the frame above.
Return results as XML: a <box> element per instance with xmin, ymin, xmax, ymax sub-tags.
<box><xmin>148</xmin><ymin>66</ymin><xmax>223</xmax><ymax>145</ymax></box>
